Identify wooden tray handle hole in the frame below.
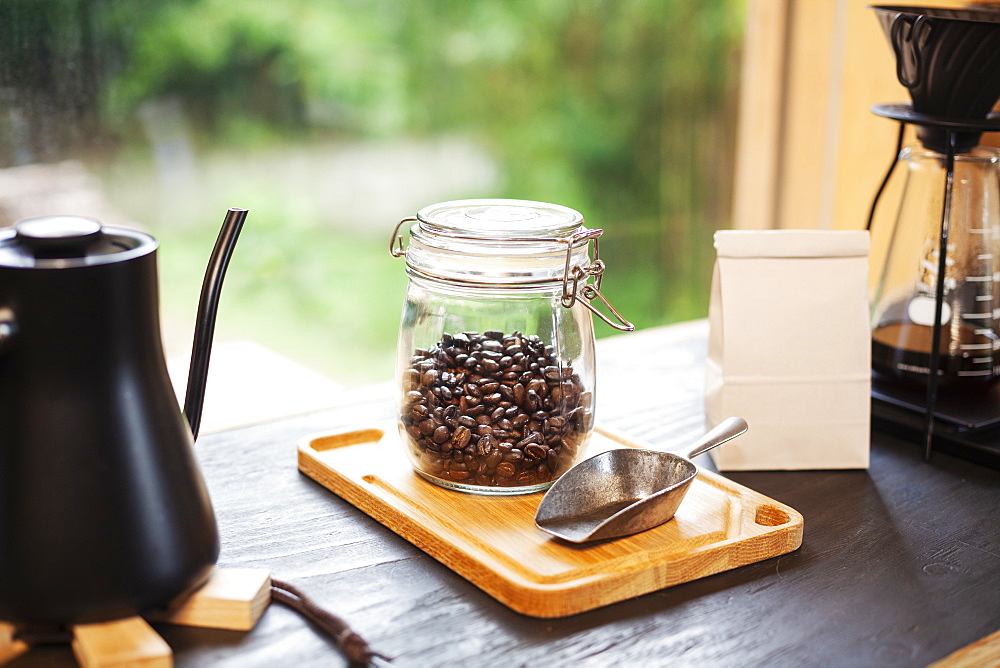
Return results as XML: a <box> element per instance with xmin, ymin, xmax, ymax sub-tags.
<box><xmin>754</xmin><ymin>504</ymin><xmax>790</xmax><ymax>527</ymax></box>
<box><xmin>310</xmin><ymin>429</ymin><xmax>385</xmax><ymax>452</ymax></box>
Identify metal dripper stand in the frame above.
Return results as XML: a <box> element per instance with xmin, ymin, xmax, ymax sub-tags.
<box><xmin>867</xmin><ymin>5</ymin><xmax>1000</xmax><ymax>468</ymax></box>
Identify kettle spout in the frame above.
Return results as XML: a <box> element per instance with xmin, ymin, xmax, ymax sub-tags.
<box><xmin>183</xmin><ymin>208</ymin><xmax>248</xmax><ymax>440</ymax></box>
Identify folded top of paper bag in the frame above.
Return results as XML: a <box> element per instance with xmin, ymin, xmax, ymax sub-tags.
<box><xmin>715</xmin><ymin>230</ymin><xmax>870</xmax><ymax>259</ymax></box>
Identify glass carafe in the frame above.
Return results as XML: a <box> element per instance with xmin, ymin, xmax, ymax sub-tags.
<box><xmin>389</xmin><ymin>199</ymin><xmax>631</xmax><ymax>495</ymax></box>
<box><xmin>871</xmin><ymin>145</ymin><xmax>1000</xmax><ymax>389</ymax></box>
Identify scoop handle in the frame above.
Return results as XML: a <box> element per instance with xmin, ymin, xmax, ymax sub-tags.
<box><xmin>679</xmin><ymin>417</ymin><xmax>748</xmax><ymax>460</ymax></box>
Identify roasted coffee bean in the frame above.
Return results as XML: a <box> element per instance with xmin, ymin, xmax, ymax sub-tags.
<box><xmin>401</xmin><ymin>329</ymin><xmax>590</xmax><ymax>488</ymax></box>
<box><xmin>516</xmin><ymin>471</ymin><xmax>536</xmax><ymax>485</ymax></box>
<box><xmin>452</xmin><ymin>426</ymin><xmax>472</xmax><ymax>450</ymax></box>
<box><xmin>524</xmin><ymin>443</ymin><xmax>548</xmax><ymax>460</ymax></box>
<box><xmin>485</xmin><ymin>448</ymin><xmax>503</xmax><ymax>469</ymax></box>
<box><xmin>518</xmin><ymin>432</ymin><xmax>542</xmax><ymax>447</ymax></box>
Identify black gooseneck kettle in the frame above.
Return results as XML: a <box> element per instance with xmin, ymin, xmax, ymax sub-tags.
<box><xmin>0</xmin><ymin>208</ymin><xmax>247</xmax><ymax>624</ymax></box>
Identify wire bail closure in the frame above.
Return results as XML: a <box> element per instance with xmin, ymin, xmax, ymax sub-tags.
<box><xmin>388</xmin><ymin>217</ymin><xmax>634</xmax><ymax>332</ymax></box>
<box><xmin>389</xmin><ymin>217</ymin><xmax>417</xmax><ymax>258</ymax></box>
<box><xmin>559</xmin><ymin>229</ymin><xmax>634</xmax><ymax>332</ymax></box>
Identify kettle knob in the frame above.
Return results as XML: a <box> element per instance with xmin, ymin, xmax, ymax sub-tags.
<box><xmin>15</xmin><ymin>216</ymin><xmax>103</xmax><ymax>256</ymax></box>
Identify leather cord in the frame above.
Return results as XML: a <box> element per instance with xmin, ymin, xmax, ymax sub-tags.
<box><xmin>12</xmin><ymin>580</ymin><xmax>390</xmax><ymax>667</ymax></box>
<box><xmin>270</xmin><ymin>578</ymin><xmax>391</xmax><ymax>667</ymax></box>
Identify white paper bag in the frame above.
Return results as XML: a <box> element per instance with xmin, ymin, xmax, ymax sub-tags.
<box><xmin>704</xmin><ymin>230</ymin><xmax>871</xmax><ymax>470</ymax></box>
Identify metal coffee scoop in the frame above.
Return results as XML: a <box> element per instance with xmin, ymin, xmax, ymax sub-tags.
<box><xmin>534</xmin><ymin>417</ymin><xmax>748</xmax><ymax>543</ymax></box>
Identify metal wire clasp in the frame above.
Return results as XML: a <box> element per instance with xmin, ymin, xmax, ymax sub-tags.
<box><xmin>560</xmin><ymin>229</ymin><xmax>634</xmax><ymax>332</ymax></box>
<box><xmin>389</xmin><ymin>217</ymin><xmax>418</xmax><ymax>257</ymax></box>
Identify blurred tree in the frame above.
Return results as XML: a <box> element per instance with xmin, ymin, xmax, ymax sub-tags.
<box><xmin>0</xmin><ymin>0</ymin><xmax>116</xmax><ymax>165</ymax></box>
<box><xmin>389</xmin><ymin>0</ymin><xmax>743</xmax><ymax>328</ymax></box>
<box><xmin>0</xmin><ymin>0</ymin><xmax>743</xmax><ymax>362</ymax></box>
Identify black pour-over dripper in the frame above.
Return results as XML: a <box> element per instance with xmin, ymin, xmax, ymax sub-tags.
<box><xmin>872</xmin><ymin>5</ymin><xmax>1000</xmax><ymax>152</ymax></box>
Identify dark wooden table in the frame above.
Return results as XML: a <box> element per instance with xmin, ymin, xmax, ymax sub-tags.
<box><xmin>14</xmin><ymin>321</ymin><xmax>1000</xmax><ymax>667</ymax></box>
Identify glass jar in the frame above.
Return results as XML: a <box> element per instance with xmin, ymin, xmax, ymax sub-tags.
<box><xmin>388</xmin><ymin>199</ymin><xmax>633</xmax><ymax>495</ymax></box>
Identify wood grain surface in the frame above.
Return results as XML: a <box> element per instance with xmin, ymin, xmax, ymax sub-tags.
<box><xmin>6</xmin><ymin>321</ymin><xmax>999</xmax><ymax>667</ymax></box>
<box><xmin>298</xmin><ymin>424</ymin><xmax>803</xmax><ymax>617</ymax></box>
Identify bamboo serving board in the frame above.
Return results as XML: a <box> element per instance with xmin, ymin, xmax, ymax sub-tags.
<box><xmin>297</xmin><ymin>424</ymin><xmax>803</xmax><ymax>618</ymax></box>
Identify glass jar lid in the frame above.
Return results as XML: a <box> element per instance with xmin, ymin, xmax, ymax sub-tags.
<box><xmin>390</xmin><ymin>199</ymin><xmax>635</xmax><ymax>331</ymax></box>
<box><xmin>397</xmin><ymin>199</ymin><xmax>592</xmax><ymax>288</ymax></box>
<box><xmin>416</xmin><ymin>199</ymin><xmax>584</xmax><ymax>240</ymax></box>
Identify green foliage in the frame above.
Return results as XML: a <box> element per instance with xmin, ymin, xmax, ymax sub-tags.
<box><xmin>152</xmin><ymin>192</ymin><xmax>408</xmax><ymax>384</ymax></box>
<box><xmin>102</xmin><ymin>0</ymin><xmax>407</xmax><ymax>142</ymax></box>
<box><xmin>4</xmin><ymin>0</ymin><xmax>744</xmax><ymax>383</ymax></box>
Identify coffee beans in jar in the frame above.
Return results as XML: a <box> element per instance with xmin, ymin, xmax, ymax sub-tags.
<box><xmin>399</xmin><ymin>330</ymin><xmax>592</xmax><ymax>491</ymax></box>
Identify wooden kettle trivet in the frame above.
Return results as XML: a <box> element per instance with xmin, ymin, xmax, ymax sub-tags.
<box><xmin>0</xmin><ymin>569</ymin><xmax>383</xmax><ymax>667</ymax></box>
<box><xmin>0</xmin><ymin>568</ymin><xmax>270</xmax><ymax>667</ymax></box>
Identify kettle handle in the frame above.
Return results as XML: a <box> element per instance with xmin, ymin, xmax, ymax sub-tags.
<box><xmin>0</xmin><ymin>307</ymin><xmax>16</xmax><ymax>354</ymax></box>
<box><xmin>183</xmin><ymin>208</ymin><xmax>248</xmax><ymax>440</ymax></box>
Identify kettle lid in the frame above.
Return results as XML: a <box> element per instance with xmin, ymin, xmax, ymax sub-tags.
<box><xmin>0</xmin><ymin>215</ymin><xmax>156</xmax><ymax>268</ymax></box>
